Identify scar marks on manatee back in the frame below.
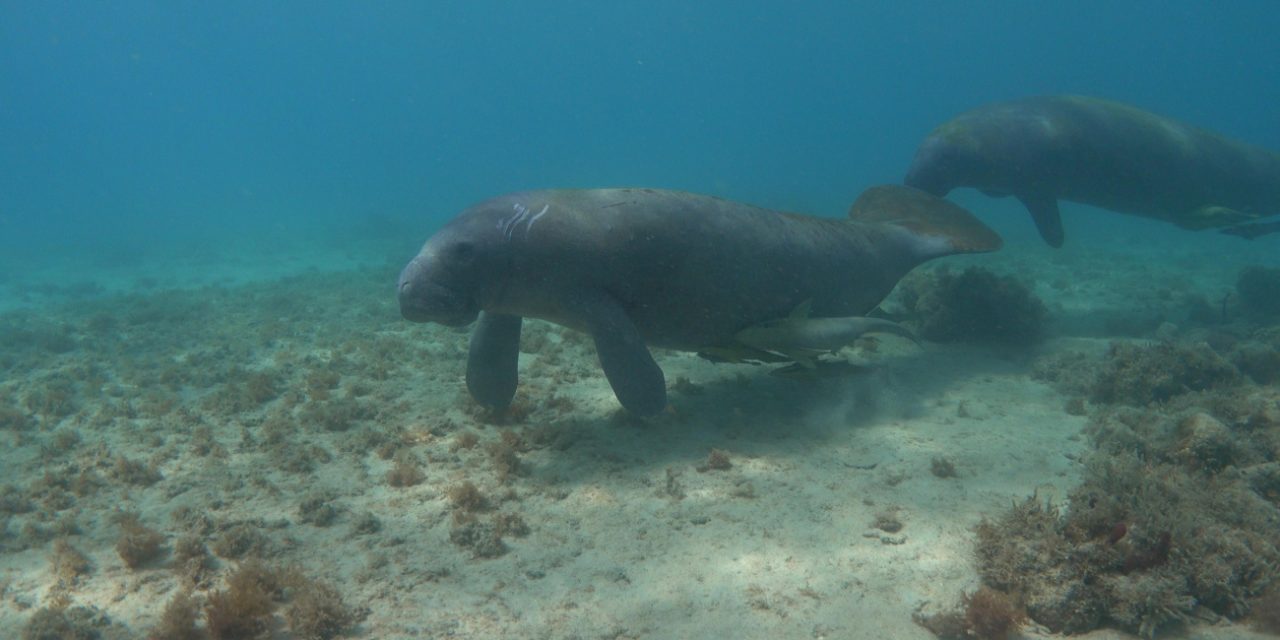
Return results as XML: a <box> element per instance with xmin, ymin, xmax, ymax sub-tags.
<box><xmin>498</xmin><ymin>202</ymin><xmax>551</xmax><ymax>241</ymax></box>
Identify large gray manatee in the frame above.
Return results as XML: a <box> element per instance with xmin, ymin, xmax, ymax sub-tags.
<box><xmin>905</xmin><ymin>95</ymin><xmax>1280</xmax><ymax>246</ymax></box>
<box><xmin>398</xmin><ymin>185</ymin><xmax>1001</xmax><ymax>415</ymax></box>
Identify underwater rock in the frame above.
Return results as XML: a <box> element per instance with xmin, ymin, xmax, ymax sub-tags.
<box><xmin>896</xmin><ymin>267</ymin><xmax>1048</xmax><ymax>345</ymax></box>
<box><xmin>1245</xmin><ymin>463</ymin><xmax>1280</xmax><ymax>509</ymax></box>
<box><xmin>1173</xmin><ymin>412</ymin><xmax>1238</xmax><ymax>472</ymax></box>
<box><xmin>1230</xmin><ymin>339</ymin><xmax>1280</xmax><ymax>384</ymax></box>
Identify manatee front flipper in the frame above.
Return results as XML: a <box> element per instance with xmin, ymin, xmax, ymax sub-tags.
<box><xmin>1017</xmin><ymin>194</ymin><xmax>1065</xmax><ymax>248</ymax></box>
<box><xmin>466</xmin><ymin>312</ymin><xmax>523</xmax><ymax>410</ymax></box>
<box><xmin>575</xmin><ymin>292</ymin><xmax>666</xmax><ymax>416</ymax></box>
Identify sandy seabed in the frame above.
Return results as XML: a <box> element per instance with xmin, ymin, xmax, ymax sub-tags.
<box><xmin>1</xmin><ymin>226</ymin><xmax>1278</xmax><ymax>640</ymax></box>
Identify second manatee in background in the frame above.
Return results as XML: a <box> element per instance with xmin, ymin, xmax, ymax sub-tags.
<box><xmin>905</xmin><ymin>95</ymin><xmax>1280</xmax><ymax>246</ymax></box>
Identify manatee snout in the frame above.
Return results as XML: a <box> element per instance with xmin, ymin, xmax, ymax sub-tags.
<box><xmin>904</xmin><ymin>137</ymin><xmax>956</xmax><ymax>197</ymax></box>
<box><xmin>397</xmin><ymin>255</ymin><xmax>478</xmax><ymax>327</ymax></box>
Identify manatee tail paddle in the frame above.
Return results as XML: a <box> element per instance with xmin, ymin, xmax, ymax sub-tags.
<box><xmin>848</xmin><ymin>184</ymin><xmax>1003</xmax><ymax>258</ymax></box>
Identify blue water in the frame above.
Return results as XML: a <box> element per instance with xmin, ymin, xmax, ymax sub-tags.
<box><xmin>3</xmin><ymin>1</ymin><xmax>1279</xmax><ymax>265</ymax></box>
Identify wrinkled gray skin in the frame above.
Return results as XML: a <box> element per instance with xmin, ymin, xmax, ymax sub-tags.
<box><xmin>399</xmin><ymin>187</ymin><xmax>996</xmax><ymax>415</ymax></box>
<box><xmin>905</xmin><ymin>95</ymin><xmax>1280</xmax><ymax>246</ymax></box>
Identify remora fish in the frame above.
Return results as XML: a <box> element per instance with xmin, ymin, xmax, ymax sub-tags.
<box><xmin>734</xmin><ymin>301</ymin><xmax>917</xmax><ymax>368</ymax></box>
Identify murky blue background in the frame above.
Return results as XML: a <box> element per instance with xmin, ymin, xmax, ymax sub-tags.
<box><xmin>3</xmin><ymin>1</ymin><xmax>1278</xmax><ymax>264</ymax></box>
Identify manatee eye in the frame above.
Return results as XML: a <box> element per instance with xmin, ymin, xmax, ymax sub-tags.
<box><xmin>450</xmin><ymin>241</ymin><xmax>476</xmax><ymax>264</ymax></box>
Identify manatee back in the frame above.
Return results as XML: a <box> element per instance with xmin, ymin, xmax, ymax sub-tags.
<box><xmin>847</xmin><ymin>185</ymin><xmax>1002</xmax><ymax>258</ymax></box>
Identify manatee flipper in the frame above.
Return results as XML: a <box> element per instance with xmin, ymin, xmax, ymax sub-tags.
<box><xmin>1017</xmin><ymin>194</ymin><xmax>1064</xmax><ymax>248</ymax></box>
<box><xmin>574</xmin><ymin>292</ymin><xmax>666</xmax><ymax>416</ymax></box>
<box><xmin>466</xmin><ymin>312</ymin><xmax>523</xmax><ymax>410</ymax></box>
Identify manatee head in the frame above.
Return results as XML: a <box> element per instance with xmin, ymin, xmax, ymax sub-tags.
<box><xmin>398</xmin><ymin>204</ymin><xmax>511</xmax><ymax>327</ymax></box>
<box><xmin>905</xmin><ymin>131</ymin><xmax>987</xmax><ymax>196</ymax></box>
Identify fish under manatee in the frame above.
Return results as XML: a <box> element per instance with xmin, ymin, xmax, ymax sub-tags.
<box><xmin>397</xmin><ymin>185</ymin><xmax>1001</xmax><ymax>415</ymax></box>
<box><xmin>904</xmin><ymin>95</ymin><xmax>1280</xmax><ymax>246</ymax></box>
<box><xmin>717</xmin><ymin>300</ymin><xmax>918</xmax><ymax>368</ymax></box>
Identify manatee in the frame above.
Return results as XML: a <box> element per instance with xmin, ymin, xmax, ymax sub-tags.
<box><xmin>904</xmin><ymin>95</ymin><xmax>1280</xmax><ymax>246</ymax></box>
<box><xmin>398</xmin><ymin>185</ymin><xmax>1001</xmax><ymax>415</ymax></box>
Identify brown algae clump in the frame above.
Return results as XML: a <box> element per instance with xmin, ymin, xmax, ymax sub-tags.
<box><xmin>113</xmin><ymin>511</ymin><xmax>167</xmax><ymax>569</ymax></box>
<box><xmin>50</xmin><ymin>537</ymin><xmax>93</xmax><ymax>589</ymax></box>
<box><xmin>285</xmin><ymin>578</ymin><xmax>362</xmax><ymax>640</ymax></box>
<box><xmin>204</xmin><ymin>561</ymin><xmax>285</xmax><ymax>639</ymax></box>
<box><xmin>967</xmin><ymin>390</ymin><xmax>1280</xmax><ymax>638</ymax></box>
<box><xmin>151</xmin><ymin>591</ymin><xmax>202</xmax><ymax>640</ymax></box>
<box><xmin>896</xmin><ymin>267</ymin><xmax>1048</xmax><ymax>345</ymax></box>
<box><xmin>386</xmin><ymin>451</ymin><xmax>425</xmax><ymax>488</ymax></box>
<box><xmin>696</xmin><ymin>448</ymin><xmax>733</xmax><ymax>473</ymax></box>
<box><xmin>963</xmin><ymin>586</ymin><xmax>1027</xmax><ymax>640</ymax></box>
<box><xmin>22</xmin><ymin>605</ymin><xmax>124</xmax><ymax>640</ymax></box>
<box><xmin>446</xmin><ymin>481</ymin><xmax>488</xmax><ymax>513</ymax></box>
<box><xmin>204</xmin><ymin>559</ymin><xmax>360</xmax><ymax>640</ymax></box>
<box><xmin>1091</xmin><ymin>341</ymin><xmax>1240</xmax><ymax>405</ymax></box>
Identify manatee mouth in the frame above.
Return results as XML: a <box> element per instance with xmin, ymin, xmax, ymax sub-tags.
<box><xmin>906</xmin><ymin>167</ymin><xmax>957</xmax><ymax>197</ymax></box>
<box><xmin>904</xmin><ymin>138</ymin><xmax>959</xmax><ymax>197</ymax></box>
<box><xmin>398</xmin><ymin>282</ymin><xmax>478</xmax><ymax>326</ymax></box>
<box><xmin>397</xmin><ymin>275</ymin><xmax>478</xmax><ymax>327</ymax></box>
<box><xmin>904</xmin><ymin>162</ymin><xmax>952</xmax><ymax>197</ymax></box>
